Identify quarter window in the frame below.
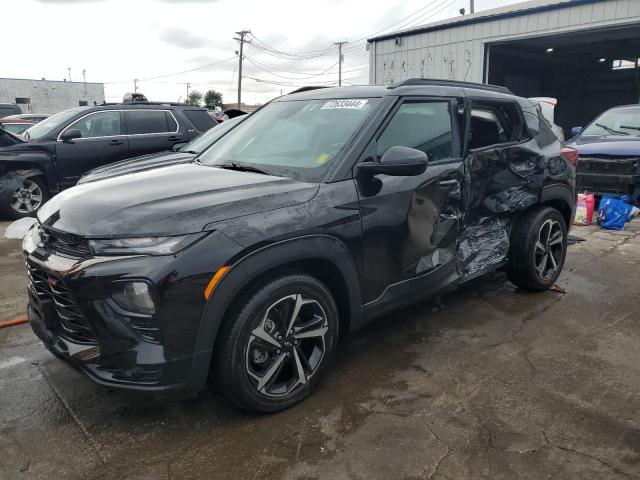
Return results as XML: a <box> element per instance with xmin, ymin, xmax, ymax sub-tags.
<box><xmin>377</xmin><ymin>101</ymin><xmax>454</xmax><ymax>162</ymax></box>
<box><xmin>468</xmin><ymin>102</ymin><xmax>524</xmax><ymax>149</ymax></box>
<box><xmin>65</xmin><ymin>111</ymin><xmax>122</xmax><ymax>138</ymax></box>
<box><xmin>184</xmin><ymin>109</ymin><xmax>216</xmax><ymax>131</ymax></box>
<box><xmin>126</xmin><ymin>110</ymin><xmax>176</xmax><ymax>134</ymax></box>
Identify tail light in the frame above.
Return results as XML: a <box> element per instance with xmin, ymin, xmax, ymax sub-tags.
<box><xmin>560</xmin><ymin>147</ymin><xmax>579</xmax><ymax>167</ymax></box>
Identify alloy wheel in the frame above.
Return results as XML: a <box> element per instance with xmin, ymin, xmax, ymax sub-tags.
<box><xmin>245</xmin><ymin>294</ymin><xmax>328</xmax><ymax>397</ymax></box>
<box><xmin>534</xmin><ymin>218</ymin><xmax>564</xmax><ymax>280</ymax></box>
<box><xmin>11</xmin><ymin>180</ymin><xmax>43</xmax><ymax>214</ymax></box>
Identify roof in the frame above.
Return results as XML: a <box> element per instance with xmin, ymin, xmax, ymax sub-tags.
<box><xmin>279</xmin><ymin>80</ymin><xmax>519</xmax><ymax>101</ymax></box>
<box><xmin>368</xmin><ymin>0</ymin><xmax>604</xmax><ymax>42</ymax></box>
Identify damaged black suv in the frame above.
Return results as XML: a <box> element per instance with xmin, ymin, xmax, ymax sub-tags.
<box><xmin>23</xmin><ymin>80</ymin><xmax>576</xmax><ymax>412</ymax></box>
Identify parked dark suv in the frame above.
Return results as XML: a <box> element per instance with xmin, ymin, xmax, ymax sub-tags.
<box><xmin>0</xmin><ymin>101</ymin><xmax>216</xmax><ymax>218</ymax></box>
<box><xmin>23</xmin><ymin>80</ymin><xmax>576</xmax><ymax>412</ymax></box>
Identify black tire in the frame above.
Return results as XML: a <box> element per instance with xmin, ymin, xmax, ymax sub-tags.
<box><xmin>507</xmin><ymin>206</ymin><xmax>567</xmax><ymax>291</ymax></box>
<box><xmin>2</xmin><ymin>176</ymin><xmax>49</xmax><ymax>220</ymax></box>
<box><xmin>214</xmin><ymin>273</ymin><xmax>339</xmax><ymax>413</ymax></box>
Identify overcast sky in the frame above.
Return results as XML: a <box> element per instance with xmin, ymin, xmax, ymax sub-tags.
<box><xmin>3</xmin><ymin>0</ymin><xmax>522</xmax><ymax>105</ymax></box>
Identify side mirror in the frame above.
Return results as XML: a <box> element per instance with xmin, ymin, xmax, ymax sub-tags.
<box><xmin>358</xmin><ymin>146</ymin><xmax>428</xmax><ymax>177</ymax></box>
<box><xmin>60</xmin><ymin>129</ymin><xmax>82</xmax><ymax>142</ymax></box>
<box><xmin>570</xmin><ymin>126</ymin><xmax>583</xmax><ymax>137</ymax></box>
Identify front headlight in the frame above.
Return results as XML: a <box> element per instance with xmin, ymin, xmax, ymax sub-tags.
<box><xmin>89</xmin><ymin>233</ymin><xmax>206</xmax><ymax>256</ymax></box>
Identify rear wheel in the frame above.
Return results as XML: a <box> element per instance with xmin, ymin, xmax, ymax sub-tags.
<box><xmin>507</xmin><ymin>206</ymin><xmax>567</xmax><ymax>291</ymax></box>
<box><xmin>3</xmin><ymin>177</ymin><xmax>49</xmax><ymax>219</ymax></box>
<box><xmin>214</xmin><ymin>273</ymin><xmax>338</xmax><ymax>412</ymax></box>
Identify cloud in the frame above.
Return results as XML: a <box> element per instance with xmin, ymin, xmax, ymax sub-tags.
<box><xmin>159</xmin><ymin>27</ymin><xmax>209</xmax><ymax>49</ymax></box>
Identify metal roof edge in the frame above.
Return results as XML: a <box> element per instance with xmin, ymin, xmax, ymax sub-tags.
<box><xmin>0</xmin><ymin>77</ymin><xmax>105</xmax><ymax>85</ymax></box>
<box><xmin>367</xmin><ymin>0</ymin><xmax>604</xmax><ymax>43</ymax></box>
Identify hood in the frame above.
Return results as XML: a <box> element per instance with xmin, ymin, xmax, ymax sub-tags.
<box><xmin>38</xmin><ymin>163</ymin><xmax>319</xmax><ymax>237</ymax></box>
<box><xmin>566</xmin><ymin>135</ymin><xmax>640</xmax><ymax>157</ymax></box>
<box><xmin>77</xmin><ymin>150</ymin><xmax>195</xmax><ymax>184</ymax></box>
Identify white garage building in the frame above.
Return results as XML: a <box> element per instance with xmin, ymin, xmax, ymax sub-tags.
<box><xmin>367</xmin><ymin>0</ymin><xmax>640</xmax><ymax>129</ymax></box>
<box><xmin>0</xmin><ymin>78</ymin><xmax>105</xmax><ymax>115</ymax></box>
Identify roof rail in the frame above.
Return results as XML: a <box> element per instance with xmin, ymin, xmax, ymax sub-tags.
<box><xmin>287</xmin><ymin>86</ymin><xmax>330</xmax><ymax>95</ymax></box>
<box><xmin>389</xmin><ymin>78</ymin><xmax>512</xmax><ymax>94</ymax></box>
<box><xmin>118</xmin><ymin>101</ymin><xmax>190</xmax><ymax>107</ymax></box>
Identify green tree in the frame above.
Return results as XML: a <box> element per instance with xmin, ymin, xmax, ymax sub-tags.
<box><xmin>204</xmin><ymin>90</ymin><xmax>223</xmax><ymax>110</ymax></box>
<box><xmin>187</xmin><ymin>90</ymin><xmax>203</xmax><ymax>107</ymax></box>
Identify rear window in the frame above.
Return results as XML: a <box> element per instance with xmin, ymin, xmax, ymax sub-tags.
<box><xmin>0</xmin><ymin>107</ymin><xmax>19</xmax><ymax>117</ymax></box>
<box><xmin>184</xmin><ymin>109</ymin><xmax>216</xmax><ymax>132</ymax></box>
<box><xmin>126</xmin><ymin>110</ymin><xmax>176</xmax><ymax>134</ymax></box>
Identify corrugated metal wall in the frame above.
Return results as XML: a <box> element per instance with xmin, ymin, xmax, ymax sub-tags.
<box><xmin>369</xmin><ymin>0</ymin><xmax>640</xmax><ymax>85</ymax></box>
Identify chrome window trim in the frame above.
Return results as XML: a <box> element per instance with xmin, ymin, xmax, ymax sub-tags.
<box><xmin>57</xmin><ymin>109</ymin><xmax>180</xmax><ymax>141</ymax></box>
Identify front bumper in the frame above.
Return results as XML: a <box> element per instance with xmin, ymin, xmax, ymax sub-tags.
<box><xmin>23</xmin><ymin>248</ymin><xmax>211</xmax><ymax>393</ymax></box>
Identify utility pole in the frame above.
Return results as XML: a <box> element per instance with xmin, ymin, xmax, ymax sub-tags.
<box><xmin>133</xmin><ymin>78</ymin><xmax>139</xmax><ymax>93</ymax></box>
<box><xmin>186</xmin><ymin>82</ymin><xmax>191</xmax><ymax>100</ymax></box>
<box><xmin>67</xmin><ymin>67</ymin><xmax>71</xmax><ymax>82</ymax></box>
<box><xmin>234</xmin><ymin>30</ymin><xmax>250</xmax><ymax>109</ymax></box>
<box><xmin>470</xmin><ymin>0</ymin><xmax>474</xmax><ymax>13</ymax></box>
<box><xmin>82</xmin><ymin>69</ymin><xmax>87</xmax><ymax>94</ymax></box>
<box><xmin>334</xmin><ymin>41</ymin><xmax>347</xmax><ymax>86</ymax></box>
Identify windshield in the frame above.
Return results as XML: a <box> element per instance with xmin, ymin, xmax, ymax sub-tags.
<box><xmin>180</xmin><ymin>115</ymin><xmax>245</xmax><ymax>154</ymax></box>
<box><xmin>198</xmin><ymin>98</ymin><xmax>378</xmax><ymax>182</ymax></box>
<box><xmin>22</xmin><ymin>107</ymin><xmax>88</xmax><ymax>140</ymax></box>
<box><xmin>582</xmin><ymin>107</ymin><xmax>640</xmax><ymax>137</ymax></box>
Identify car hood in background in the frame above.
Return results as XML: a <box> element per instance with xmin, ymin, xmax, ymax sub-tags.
<box><xmin>38</xmin><ymin>163</ymin><xmax>319</xmax><ymax>237</ymax></box>
<box><xmin>78</xmin><ymin>151</ymin><xmax>196</xmax><ymax>184</ymax></box>
<box><xmin>566</xmin><ymin>135</ymin><xmax>640</xmax><ymax>156</ymax></box>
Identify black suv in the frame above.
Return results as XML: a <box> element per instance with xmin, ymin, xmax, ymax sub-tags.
<box><xmin>23</xmin><ymin>80</ymin><xmax>576</xmax><ymax>412</ymax></box>
<box><xmin>0</xmin><ymin>101</ymin><xmax>216</xmax><ymax>218</ymax></box>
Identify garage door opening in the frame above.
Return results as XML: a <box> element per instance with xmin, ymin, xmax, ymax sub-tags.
<box><xmin>487</xmin><ymin>24</ymin><xmax>640</xmax><ymax>134</ymax></box>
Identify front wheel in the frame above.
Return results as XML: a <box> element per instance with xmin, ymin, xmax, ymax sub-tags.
<box><xmin>214</xmin><ymin>273</ymin><xmax>339</xmax><ymax>412</ymax></box>
<box><xmin>2</xmin><ymin>176</ymin><xmax>49</xmax><ymax>219</ymax></box>
<box><xmin>507</xmin><ymin>206</ymin><xmax>567</xmax><ymax>291</ymax></box>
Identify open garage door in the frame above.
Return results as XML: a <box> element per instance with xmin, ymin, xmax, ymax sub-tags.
<box><xmin>487</xmin><ymin>24</ymin><xmax>640</xmax><ymax>134</ymax></box>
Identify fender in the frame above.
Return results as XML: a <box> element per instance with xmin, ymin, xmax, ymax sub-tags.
<box><xmin>0</xmin><ymin>168</ymin><xmax>48</xmax><ymax>210</ymax></box>
<box><xmin>540</xmin><ymin>182</ymin><xmax>576</xmax><ymax>226</ymax></box>
<box><xmin>0</xmin><ymin>149</ymin><xmax>58</xmax><ymax>194</ymax></box>
<box><xmin>186</xmin><ymin>234</ymin><xmax>363</xmax><ymax>392</ymax></box>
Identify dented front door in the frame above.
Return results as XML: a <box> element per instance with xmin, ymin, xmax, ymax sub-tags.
<box><xmin>356</xmin><ymin>98</ymin><xmax>464</xmax><ymax>305</ymax></box>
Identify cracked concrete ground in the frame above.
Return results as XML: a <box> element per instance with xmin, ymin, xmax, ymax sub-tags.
<box><xmin>1</xmin><ymin>219</ymin><xmax>639</xmax><ymax>480</ymax></box>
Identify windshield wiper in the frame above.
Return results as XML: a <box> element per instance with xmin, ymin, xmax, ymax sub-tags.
<box><xmin>216</xmin><ymin>162</ymin><xmax>271</xmax><ymax>175</ymax></box>
<box><xmin>181</xmin><ymin>150</ymin><xmax>199</xmax><ymax>154</ymax></box>
<box><xmin>595</xmin><ymin>123</ymin><xmax>629</xmax><ymax>135</ymax></box>
<box><xmin>620</xmin><ymin>125</ymin><xmax>640</xmax><ymax>132</ymax></box>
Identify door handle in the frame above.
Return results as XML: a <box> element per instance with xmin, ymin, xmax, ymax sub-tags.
<box><xmin>108</xmin><ymin>140</ymin><xmax>125</xmax><ymax>146</ymax></box>
<box><xmin>168</xmin><ymin>135</ymin><xmax>183</xmax><ymax>141</ymax></box>
<box><xmin>438</xmin><ymin>179</ymin><xmax>458</xmax><ymax>187</ymax></box>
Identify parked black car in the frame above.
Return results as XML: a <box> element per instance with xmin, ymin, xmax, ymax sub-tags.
<box><xmin>0</xmin><ymin>103</ymin><xmax>22</xmax><ymax>118</ymax></box>
<box><xmin>23</xmin><ymin>80</ymin><xmax>575</xmax><ymax>412</ymax></box>
<box><xmin>0</xmin><ymin>101</ymin><xmax>216</xmax><ymax>218</ymax></box>
<box><xmin>77</xmin><ymin>114</ymin><xmax>246</xmax><ymax>185</ymax></box>
<box><xmin>565</xmin><ymin>104</ymin><xmax>640</xmax><ymax>202</ymax></box>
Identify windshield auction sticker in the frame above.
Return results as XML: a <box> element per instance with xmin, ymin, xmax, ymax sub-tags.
<box><xmin>321</xmin><ymin>99</ymin><xmax>368</xmax><ymax>110</ymax></box>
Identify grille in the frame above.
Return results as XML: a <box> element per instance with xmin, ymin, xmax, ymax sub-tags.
<box><xmin>42</xmin><ymin>227</ymin><xmax>91</xmax><ymax>258</ymax></box>
<box><xmin>27</xmin><ymin>261</ymin><xmax>97</xmax><ymax>344</ymax></box>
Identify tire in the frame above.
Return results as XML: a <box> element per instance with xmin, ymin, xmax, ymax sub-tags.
<box><xmin>214</xmin><ymin>273</ymin><xmax>339</xmax><ymax>413</ymax></box>
<box><xmin>507</xmin><ymin>206</ymin><xmax>567</xmax><ymax>291</ymax></box>
<box><xmin>2</xmin><ymin>176</ymin><xmax>49</xmax><ymax>219</ymax></box>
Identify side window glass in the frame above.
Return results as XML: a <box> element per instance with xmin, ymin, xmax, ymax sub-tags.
<box><xmin>183</xmin><ymin>109</ymin><xmax>216</xmax><ymax>131</ymax></box>
<box><xmin>126</xmin><ymin>110</ymin><xmax>173</xmax><ymax>135</ymax></box>
<box><xmin>377</xmin><ymin>101</ymin><xmax>453</xmax><ymax>162</ymax></box>
<box><xmin>469</xmin><ymin>102</ymin><xmax>524</xmax><ymax>150</ymax></box>
<box><xmin>66</xmin><ymin>111</ymin><xmax>121</xmax><ymax>138</ymax></box>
